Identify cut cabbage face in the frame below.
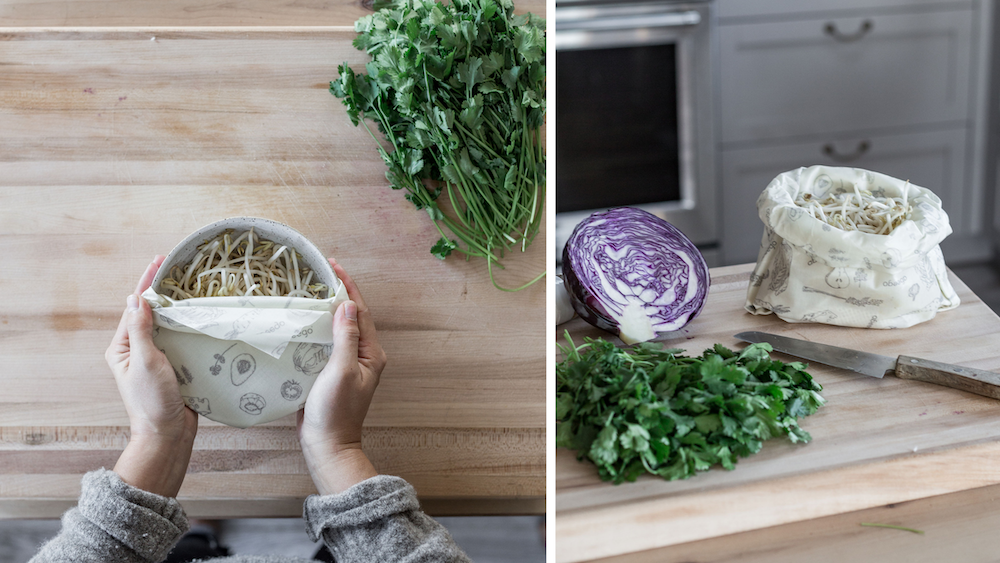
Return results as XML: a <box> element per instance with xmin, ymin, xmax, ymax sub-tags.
<box><xmin>562</xmin><ymin>207</ymin><xmax>710</xmax><ymax>344</ymax></box>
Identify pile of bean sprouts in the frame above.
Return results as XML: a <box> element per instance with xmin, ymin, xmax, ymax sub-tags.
<box><xmin>795</xmin><ymin>182</ymin><xmax>912</xmax><ymax>235</ymax></box>
<box><xmin>161</xmin><ymin>229</ymin><xmax>328</xmax><ymax>299</ymax></box>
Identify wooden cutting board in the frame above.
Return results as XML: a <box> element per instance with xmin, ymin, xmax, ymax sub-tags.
<box><xmin>556</xmin><ymin>264</ymin><xmax>1000</xmax><ymax>561</ymax></box>
<box><xmin>0</xmin><ymin>2</ymin><xmax>545</xmax><ymax>518</ymax></box>
<box><xmin>0</xmin><ymin>0</ymin><xmax>545</xmax><ymax>27</ymax></box>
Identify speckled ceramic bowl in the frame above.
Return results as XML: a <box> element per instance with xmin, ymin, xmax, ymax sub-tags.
<box><xmin>152</xmin><ymin>217</ymin><xmax>337</xmax><ymax>298</ymax></box>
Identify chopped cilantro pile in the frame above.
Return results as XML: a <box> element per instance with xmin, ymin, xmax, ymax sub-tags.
<box><xmin>556</xmin><ymin>334</ymin><xmax>826</xmax><ymax>484</ymax></box>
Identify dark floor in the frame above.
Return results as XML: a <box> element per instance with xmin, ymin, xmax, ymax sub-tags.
<box><xmin>0</xmin><ymin>514</ymin><xmax>546</xmax><ymax>563</ymax></box>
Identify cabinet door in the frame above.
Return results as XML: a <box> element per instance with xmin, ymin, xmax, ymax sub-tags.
<box><xmin>719</xmin><ymin>9</ymin><xmax>972</xmax><ymax>144</ymax></box>
<box><xmin>717</xmin><ymin>0</ymin><xmax>972</xmax><ymax>20</ymax></box>
<box><xmin>719</xmin><ymin>128</ymin><xmax>968</xmax><ymax>266</ymax></box>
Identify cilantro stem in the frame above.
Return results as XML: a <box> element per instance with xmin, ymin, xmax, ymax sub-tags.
<box><xmin>332</xmin><ymin>0</ymin><xmax>545</xmax><ymax>289</ymax></box>
<box><xmin>488</xmin><ymin>257</ymin><xmax>546</xmax><ymax>292</ymax></box>
<box><xmin>444</xmin><ymin>179</ymin><xmax>475</xmax><ymax>231</ymax></box>
<box><xmin>859</xmin><ymin>523</ymin><xmax>925</xmax><ymax>535</ymax></box>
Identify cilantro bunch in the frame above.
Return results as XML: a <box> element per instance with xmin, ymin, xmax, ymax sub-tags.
<box><xmin>556</xmin><ymin>334</ymin><xmax>826</xmax><ymax>484</ymax></box>
<box><xmin>330</xmin><ymin>0</ymin><xmax>545</xmax><ymax>291</ymax></box>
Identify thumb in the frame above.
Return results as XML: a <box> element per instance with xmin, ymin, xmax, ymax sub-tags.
<box><xmin>329</xmin><ymin>300</ymin><xmax>360</xmax><ymax>378</ymax></box>
<box><xmin>126</xmin><ymin>294</ymin><xmax>160</xmax><ymax>365</ymax></box>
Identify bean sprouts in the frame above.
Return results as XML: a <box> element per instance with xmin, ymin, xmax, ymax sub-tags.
<box><xmin>795</xmin><ymin>182</ymin><xmax>912</xmax><ymax>235</ymax></box>
<box><xmin>161</xmin><ymin>229</ymin><xmax>328</xmax><ymax>299</ymax></box>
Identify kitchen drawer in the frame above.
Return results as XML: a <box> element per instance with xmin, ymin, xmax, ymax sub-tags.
<box><xmin>717</xmin><ymin>0</ymin><xmax>974</xmax><ymax>20</ymax></box>
<box><xmin>719</xmin><ymin>127</ymin><xmax>968</xmax><ymax>266</ymax></box>
<box><xmin>719</xmin><ymin>9</ymin><xmax>972</xmax><ymax>144</ymax></box>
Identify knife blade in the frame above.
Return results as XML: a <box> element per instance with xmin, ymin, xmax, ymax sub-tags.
<box><xmin>735</xmin><ymin>331</ymin><xmax>895</xmax><ymax>378</ymax></box>
<box><xmin>735</xmin><ymin>331</ymin><xmax>1000</xmax><ymax>400</ymax></box>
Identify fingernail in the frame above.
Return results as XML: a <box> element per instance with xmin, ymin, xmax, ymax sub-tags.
<box><xmin>345</xmin><ymin>300</ymin><xmax>357</xmax><ymax>321</ymax></box>
<box><xmin>127</xmin><ymin>294</ymin><xmax>139</xmax><ymax>311</ymax></box>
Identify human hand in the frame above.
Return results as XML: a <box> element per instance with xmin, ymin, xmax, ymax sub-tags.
<box><xmin>107</xmin><ymin>256</ymin><xmax>198</xmax><ymax>497</ymax></box>
<box><xmin>297</xmin><ymin>259</ymin><xmax>387</xmax><ymax>494</ymax></box>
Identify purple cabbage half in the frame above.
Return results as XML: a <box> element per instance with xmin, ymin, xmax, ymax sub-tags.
<box><xmin>562</xmin><ymin>207</ymin><xmax>710</xmax><ymax>344</ymax></box>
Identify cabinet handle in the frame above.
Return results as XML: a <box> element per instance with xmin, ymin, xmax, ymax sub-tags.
<box><xmin>824</xmin><ymin>19</ymin><xmax>873</xmax><ymax>42</ymax></box>
<box><xmin>822</xmin><ymin>140</ymin><xmax>870</xmax><ymax>162</ymax></box>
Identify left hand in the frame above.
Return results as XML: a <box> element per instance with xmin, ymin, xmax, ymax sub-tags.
<box><xmin>297</xmin><ymin>260</ymin><xmax>386</xmax><ymax>494</ymax></box>
<box><xmin>106</xmin><ymin>256</ymin><xmax>198</xmax><ymax>497</ymax></box>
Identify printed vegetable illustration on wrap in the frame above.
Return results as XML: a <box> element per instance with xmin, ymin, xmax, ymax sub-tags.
<box><xmin>747</xmin><ymin>166</ymin><xmax>959</xmax><ymax>329</ymax></box>
<box><xmin>330</xmin><ymin>0</ymin><xmax>546</xmax><ymax>291</ymax></box>
<box><xmin>562</xmin><ymin>207</ymin><xmax>709</xmax><ymax>344</ymax></box>
<box><xmin>144</xmin><ymin>219</ymin><xmax>349</xmax><ymax>429</ymax></box>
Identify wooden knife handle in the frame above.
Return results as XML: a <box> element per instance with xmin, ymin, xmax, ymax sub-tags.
<box><xmin>895</xmin><ymin>355</ymin><xmax>1000</xmax><ymax>400</ymax></box>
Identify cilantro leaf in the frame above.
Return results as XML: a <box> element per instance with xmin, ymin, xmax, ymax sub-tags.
<box><xmin>513</xmin><ymin>26</ymin><xmax>543</xmax><ymax>64</ymax></box>
<box><xmin>556</xmin><ymin>333</ymin><xmax>826</xmax><ymax>484</ymax></box>
<box><xmin>330</xmin><ymin>0</ymin><xmax>546</xmax><ymax>290</ymax></box>
<box><xmin>430</xmin><ymin>237</ymin><xmax>458</xmax><ymax>259</ymax></box>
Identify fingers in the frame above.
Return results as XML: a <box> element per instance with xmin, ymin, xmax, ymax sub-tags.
<box><xmin>109</xmin><ymin>256</ymin><xmax>165</xmax><ymax>367</ymax></box>
<box><xmin>106</xmin><ymin>306</ymin><xmax>132</xmax><ymax>366</ymax></box>
<box><xmin>134</xmin><ymin>255</ymin><xmax>166</xmax><ymax>295</ymax></box>
<box><xmin>125</xmin><ymin>294</ymin><xmax>160</xmax><ymax>371</ymax></box>
<box><xmin>328</xmin><ymin>300</ymin><xmax>361</xmax><ymax>381</ymax></box>
<box><xmin>329</xmin><ymin>259</ymin><xmax>378</xmax><ymax>345</ymax></box>
<box><xmin>329</xmin><ymin>259</ymin><xmax>367</xmax><ymax>310</ymax></box>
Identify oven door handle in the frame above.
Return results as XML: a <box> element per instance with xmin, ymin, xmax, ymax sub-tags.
<box><xmin>556</xmin><ymin>8</ymin><xmax>703</xmax><ymax>49</ymax></box>
<box><xmin>557</xmin><ymin>10</ymin><xmax>701</xmax><ymax>32</ymax></box>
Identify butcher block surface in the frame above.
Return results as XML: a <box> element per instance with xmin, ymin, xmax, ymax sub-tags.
<box><xmin>556</xmin><ymin>264</ymin><xmax>1000</xmax><ymax>562</ymax></box>
<box><xmin>0</xmin><ymin>2</ymin><xmax>545</xmax><ymax>518</ymax></box>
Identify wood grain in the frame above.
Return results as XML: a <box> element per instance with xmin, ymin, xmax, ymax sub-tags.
<box><xmin>0</xmin><ymin>0</ymin><xmax>545</xmax><ymax>27</ymax></box>
<box><xmin>556</xmin><ymin>264</ymin><xmax>1000</xmax><ymax>561</ymax></box>
<box><xmin>0</xmin><ymin>10</ymin><xmax>546</xmax><ymax>518</ymax></box>
<box><xmin>589</xmin><ymin>482</ymin><xmax>1000</xmax><ymax>563</ymax></box>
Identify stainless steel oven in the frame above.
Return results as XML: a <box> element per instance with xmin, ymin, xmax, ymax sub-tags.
<box><xmin>555</xmin><ymin>0</ymin><xmax>716</xmax><ymax>263</ymax></box>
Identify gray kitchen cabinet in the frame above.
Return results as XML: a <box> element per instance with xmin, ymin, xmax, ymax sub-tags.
<box><xmin>719</xmin><ymin>10</ymin><xmax>971</xmax><ymax>143</ymax></box>
<box><xmin>717</xmin><ymin>0</ymin><xmax>973</xmax><ymax>20</ymax></box>
<box><xmin>716</xmin><ymin>0</ymin><xmax>993</xmax><ymax>266</ymax></box>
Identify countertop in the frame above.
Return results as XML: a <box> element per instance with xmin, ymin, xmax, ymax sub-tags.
<box><xmin>556</xmin><ymin>263</ymin><xmax>1000</xmax><ymax>562</ymax></box>
<box><xmin>0</xmin><ymin>0</ymin><xmax>546</xmax><ymax>518</ymax></box>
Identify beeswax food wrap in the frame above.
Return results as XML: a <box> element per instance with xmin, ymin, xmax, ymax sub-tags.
<box><xmin>142</xmin><ymin>217</ymin><xmax>346</xmax><ymax>428</ymax></box>
<box><xmin>142</xmin><ymin>286</ymin><xmax>347</xmax><ymax>428</ymax></box>
<box><xmin>745</xmin><ymin>166</ymin><xmax>960</xmax><ymax>329</ymax></box>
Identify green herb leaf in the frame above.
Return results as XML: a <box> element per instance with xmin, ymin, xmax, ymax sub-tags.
<box><xmin>330</xmin><ymin>0</ymin><xmax>546</xmax><ymax>290</ymax></box>
<box><xmin>456</xmin><ymin>57</ymin><xmax>485</xmax><ymax>99</ymax></box>
<box><xmin>426</xmin><ymin>204</ymin><xmax>444</xmax><ymax>221</ymax></box>
<box><xmin>501</xmin><ymin>65</ymin><xmax>521</xmax><ymax>89</ymax></box>
<box><xmin>556</xmin><ymin>334</ymin><xmax>826</xmax><ymax>484</ymax></box>
<box><xmin>430</xmin><ymin>237</ymin><xmax>458</xmax><ymax>259</ymax></box>
<box><xmin>513</xmin><ymin>26</ymin><xmax>543</xmax><ymax>64</ymax></box>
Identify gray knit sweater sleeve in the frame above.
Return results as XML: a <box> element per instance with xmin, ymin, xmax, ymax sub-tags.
<box><xmin>30</xmin><ymin>469</ymin><xmax>470</xmax><ymax>563</ymax></box>
<box><xmin>29</xmin><ymin>469</ymin><xmax>189</xmax><ymax>563</ymax></box>
<box><xmin>303</xmin><ymin>475</ymin><xmax>472</xmax><ymax>563</ymax></box>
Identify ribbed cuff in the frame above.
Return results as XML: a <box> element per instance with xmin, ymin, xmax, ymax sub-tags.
<box><xmin>78</xmin><ymin>469</ymin><xmax>189</xmax><ymax>561</ymax></box>
<box><xmin>303</xmin><ymin>475</ymin><xmax>417</xmax><ymax>542</ymax></box>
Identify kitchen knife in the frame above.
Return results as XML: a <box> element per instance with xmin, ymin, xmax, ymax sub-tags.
<box><xmin>735</xmin><ymin>331</ymin><xmax>1000</xmax><ymax>400</ymax></box>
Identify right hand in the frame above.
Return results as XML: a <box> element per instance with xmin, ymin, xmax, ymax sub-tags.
<box><xmin>107</xmin><ymin>256</ymin><xmax>198</xmax><ymax>497</ymax></box>
<box><xmin>106</xmin><ymin>256</ymin><xmax>198</xmax><ymax>444</ymax></box>
<box><xmin>297</xmin><ymin>259</ymin><xmax>387</xmax><ymax>494</ymax></box>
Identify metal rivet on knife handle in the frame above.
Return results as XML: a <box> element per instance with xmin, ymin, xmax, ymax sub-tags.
<box><xmin>894</xmin><ymin>355</ymin><xmax>1000</xmax><ymax>400</ymax></box>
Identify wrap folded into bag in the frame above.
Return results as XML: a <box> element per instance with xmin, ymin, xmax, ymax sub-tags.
<box><xmin>745</xmin><ymin>165</ymin><xmax>960</xmax><ymax>329</ymax></box>
<box><xmin>141</xmin><ymin>280</ymin><xmax>348</xmax><ymax>428</ymax></box>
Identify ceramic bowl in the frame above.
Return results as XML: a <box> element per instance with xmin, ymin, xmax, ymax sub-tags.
<box><xmin>152</xmin><ymin>217</ymin><xmax>337</xmax><ymax>298</ymax></box>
